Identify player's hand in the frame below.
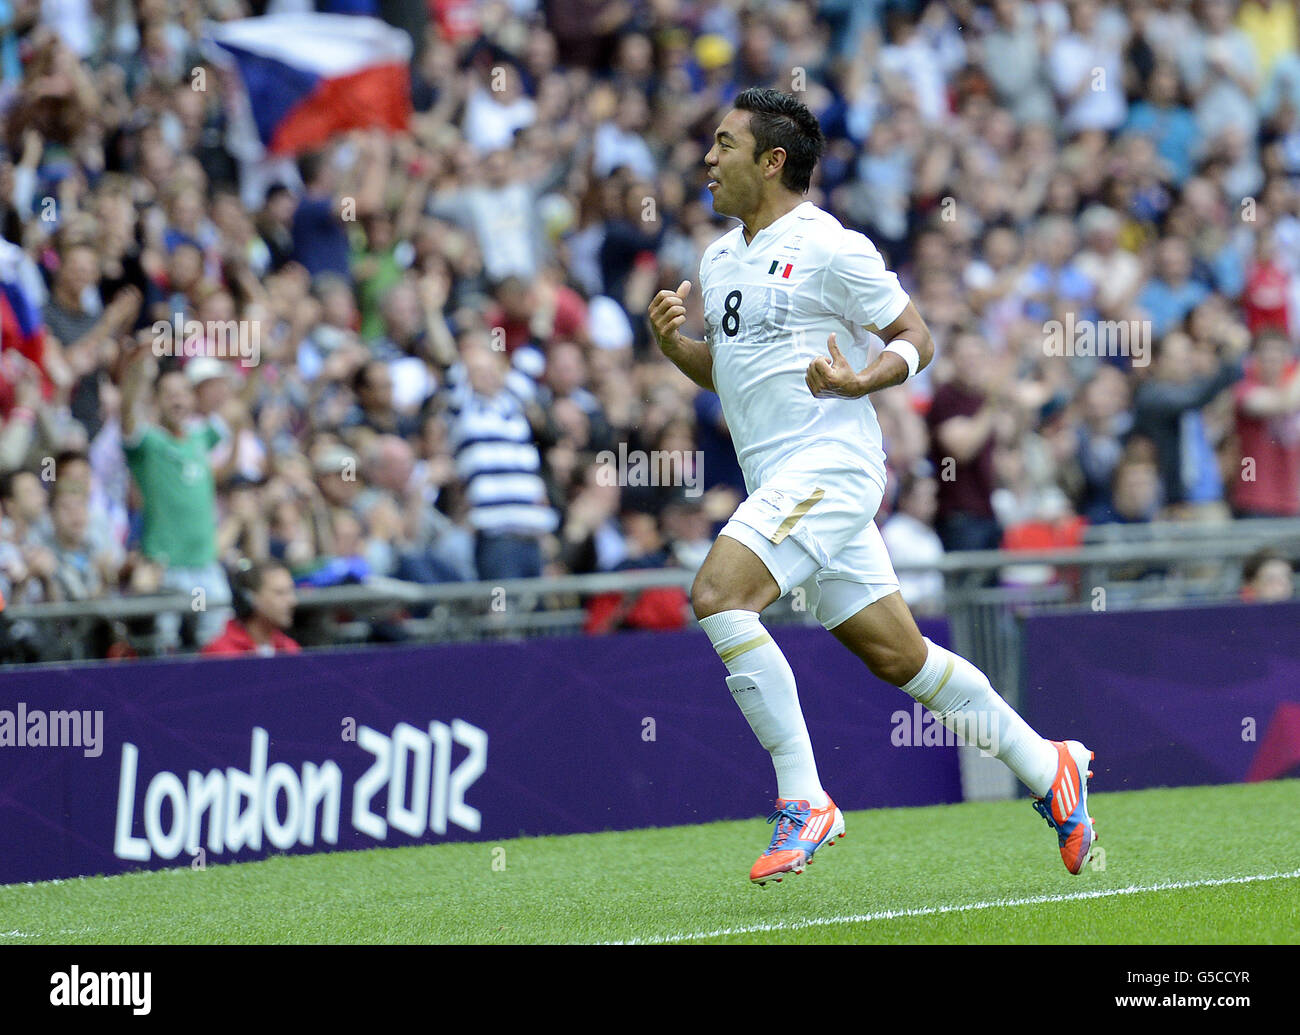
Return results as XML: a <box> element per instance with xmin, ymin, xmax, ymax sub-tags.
<box><xmin>806</xmin><ymin>333</ymin><xmax>863</xmax><ymax>399</ymax></box>
<box><xmin>648</xmin><ymin>280</ymin><xmax>692</xmax><ymax>351</ymax></box>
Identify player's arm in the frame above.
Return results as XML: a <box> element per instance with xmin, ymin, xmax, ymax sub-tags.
<box><xmin>648</xmin><ymin>280</ymin><xmax>715</xmax><ymax>392</ymax></box>
<box><xmin>805</xmin><ymin>301</ymin><xmax>934</xmax><ymax>399</ymax></box>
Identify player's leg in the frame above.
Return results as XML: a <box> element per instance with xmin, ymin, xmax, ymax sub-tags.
<box><xmin>813</xmin><ymin>522</ymin><xmax>1098</xmax><ymax>874</ymax></box>
<box><xmin>693</xmin><ymin>488</ymin><xmax>845</xmax><ymax>885</ymax></box>
<box><xmin>823</xmin><ymin>587</ymin><xmax>1060</xmax><ymax>794</ymax></box>
<box><xmin>693</xmin><ymin>528</ymin><xmax>827</xmax><ymax>811</ymax></box>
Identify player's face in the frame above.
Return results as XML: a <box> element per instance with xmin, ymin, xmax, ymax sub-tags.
<box><xmin>705</xmin><ymin>109</ymin><xmax>763</xmax><ymax>218</ymax></box>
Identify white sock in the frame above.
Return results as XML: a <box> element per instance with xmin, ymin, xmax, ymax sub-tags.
<box><xmin>899</xmin><ymin>638</ymin><xmax>1058</xmax><ymax>797</ymax></box>
<box><xmin>699</xmin><ymin>609</ymin><xmax>829</xmax><ymax>808</ymax></box>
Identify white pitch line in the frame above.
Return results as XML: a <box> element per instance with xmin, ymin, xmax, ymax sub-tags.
<box><xmin>607</xmin><ymin>868</ymin><xmax>1300</xmax><ymax>945</ymax></box>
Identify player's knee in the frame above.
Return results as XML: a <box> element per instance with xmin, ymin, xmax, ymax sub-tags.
<box><xmin>865</xmin><ymin>640</ymin><xmax>927</xmax><ymax>687</ymax></box>
<box><xmin>690</xmin><ymin>571</ymin><xmax>728</xmax><ymax>620</ymax></box>
<box><xmin>691</xmin><ymin>568</ymin><xmax>766</xmax><ymax>619</ymax></box>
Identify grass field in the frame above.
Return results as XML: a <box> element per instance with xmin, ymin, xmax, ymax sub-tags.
<box><xmin>2</xmin><ymin>780</ymin><xmax>1297</xmax><ymax>945</ymax></box>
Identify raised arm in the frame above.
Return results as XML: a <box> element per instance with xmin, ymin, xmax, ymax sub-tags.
<box><xmin>119</xmin><ymin>337</ymin><xmax>155</xmax><ymax>441</ymax></box>
<box><xmin>648</xmin><ymin>280</ymin><xmax>715</xmax><ymax>392</ymax></box>
<box><xmin>1240</xmin><ymin>365</ymin><xmax>1300</xmax><ymax>418</ymax></box>
<box><xmin>1140</xmin><ymin>356</ymin><xmax>1243</xmax><ymax>416</ymax></box>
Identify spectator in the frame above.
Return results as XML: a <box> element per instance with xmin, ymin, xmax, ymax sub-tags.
<box><xmin>370</xmin><ymin>278</ymin><xmax>455</xmax><ymax>407</ymax></box>
<box><xmin>257</xmin><ymin>183</ymin><xmax>297</xmax><ymax>272</ymax></box>
<box><xmin>39</xmin><ymin>448</ymin><xmax>123</xmax><ymax>571</ymax></box>
<box><xmin>1179</xmin><ymin>0</ymin><xmax>1260</xmax><ymax>143</ymax></box>
<box><xmin>43</xmin><ymin>236</ymin><xmax>141</xmax><ymax>387</ymax></box>
<box><xmin>661</xmin><ymin>498</ymin><xmax>713</xmax><ymax>575</ymax></box>
<box><xmin>927</xmin><ymin>333</ymin><xmax>1007</xmax><ymax>552</ymax></box>
<box><xmin>42</xmin><ymin>480</ymin><xmax>111</xmax><ymax>601</ymax></box>
<box><xmin>0</xmin><ymin>467</ymin><xmax>47</xmax><ymax>550</ymax></box>
<box><xmin>0</xmin><ymin>468</ymin><xmax>58</xmax><ymax>654</ymax></box>
<box><xmin>539</xmin><ymin>340</ymin><xmax>612</xmax><ymax>452</ymax></box>
<box><xmin>592</xmin><ymin>88</ymin><xmax>656</xmax><ymax>180</ymax></box>
<box><xmin>1241</xmin><ymin>231</ymin><xmax>1292</xmax><ymax>337</ymax></box>
<box><xmin>448</xmin><ymin>334</ymin><xmax>556</xmax><ymax>579</ymax></box>
<box><xmin>1239</xmin><ymin>547</ymin><xmax>1295</xmax><ymax>603</ymax></box>
<box><xmin>1231</xmin><ymin>330</ymin><xmax>1300</xmax><ymax>517</ymax></box>
<box><xmin>1123</xmin><ymin>62</ymin><xmax>1200</xmax><ymax>185</ymax></box>
<box><xmin>484</xmin><ymin>271</ymin><xmax>588</xmax><ymax>355</ymax></box>
<box><xmin>1137</xmin><ymin>237</ymin><xmax>1210</xmax><ymax>340</ymax></box>
<box><xmin>461</xmin><ymin>61</ymin><xmax>536</xmax><ymax>155</ymax></box>
<box><xmin>583</xmin><ymin>508</ymin><xmax>689</xmax><ymax>634</ymax></box>
<box><xmin>291</xmin><ymin>138</ymin><xmax>385</xmax><ymax>280</ymax></box>
<box><xmin>1093</xmin><ymin>452</ymin><xmax>1163</xmax><ymax>525</ymax></box>
<box><xmin>430</xmin><ymin>147</ymin><xmax>545</xmax><ymax>282</ymax></box>
<box><xmin>881</xmin><ymin>473</ymin><xmax>945</xmax><ymax>614</ymax></box>
<box><xmin>0</xmin><ymin>355</ymin><xmax>56</xmax><ymax>473</ymax></box>
<box><xmin>1132</xmin><ymin>329</ymin><xmax>1246</xmax><ymax>516</ymax></box>
<box><xmin>344</xmin><ymin>359</ymin><xmax>420</xmax><ymax>440</ymax></box>
<box><xmin>202</xmin><ymin>560</ymin><xmax>301</xmax><ymax>657</ymax></box>
<box><xmin>1049</xmin><ymin>0</ymin><xmax>1127</xmax><ymax>135</ymax></box>
<box><xmin>120</xmin><ymin>342</ymin><xmax>231</xmax><ymax>647</ymax></box>
<box><xmin>1074</xmin><ymin>205</ymin><xmax>1145</xmax><ymax>316</ymax></box>
<box><xmin>1076</xmin><ymin>365</ymin><xmax>1134</xmax><ymax>520</ymax></box>
<box><xmin>1238</xmin><ymin>0</ymin><xmax>1299</xmax><ymax>81</ymax></box>
<box><xmin>1020</xmin><ymin>215</ymin><xmax>1095</xmax><ymax>324</ymax></box>
<box><xmin>980</xmin><ymin>0</ymin><xmax>1055</xmax><ymax>127</ymax></box>
<box><xmin>217</xmin><ymin>474</ymin><xmax>269</xmax><ymax>569</ymax></box>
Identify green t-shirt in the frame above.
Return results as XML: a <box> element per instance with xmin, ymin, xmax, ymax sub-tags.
<box><xmin>353</xmin><ymin>245</ymin><xmax>404</xmax><ymax>343</ymax></box>
<box><xmin>124</xmin><ymin>424</ymin><xmax>220</xmax><ymax>567</ymax></box>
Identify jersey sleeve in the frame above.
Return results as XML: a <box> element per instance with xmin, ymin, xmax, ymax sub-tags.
<box><xmin>820</xmin><ymin>230</ymin><xmax>911</xmax><ymax>331</ymax></box>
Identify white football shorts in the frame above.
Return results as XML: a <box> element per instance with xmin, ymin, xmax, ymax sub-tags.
<box><xmin>720</xmin><ymin>459</ymin><xmax>901</xmax><ymax>630</ymax></box>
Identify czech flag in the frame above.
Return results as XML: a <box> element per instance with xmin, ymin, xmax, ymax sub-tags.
<box><xmin>206</xmin><ymin>14</ymin><xmax>412</xmax><ymax>157</ymax></box>
<box><xmin>0</xmin><ymin>239</ymin><xmax>46</xmax><ymax>374</ymax></box>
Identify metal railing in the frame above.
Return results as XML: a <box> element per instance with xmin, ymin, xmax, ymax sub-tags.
<box><xmin>3</xmin><ymin>518</ymin><xmax>1298</xmax><ymax>667</ymax></box>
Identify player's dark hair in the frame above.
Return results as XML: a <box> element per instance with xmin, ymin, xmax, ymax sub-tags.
<box><xmin>732</xmin><ymin>88</ymin><xmax>824</xmax><ymax>194</ymax></box>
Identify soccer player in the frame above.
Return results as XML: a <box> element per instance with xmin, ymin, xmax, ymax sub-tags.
<box><xmin>647</xmin><ymin>88</ymin><xmax>1097</xmax><ymax>885</ymax></box>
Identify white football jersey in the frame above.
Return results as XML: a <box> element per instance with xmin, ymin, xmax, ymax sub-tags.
<box><xmin>699</xmin><ymin>201</ymin><xmax>910</xmax><ymax>492</ymax></box>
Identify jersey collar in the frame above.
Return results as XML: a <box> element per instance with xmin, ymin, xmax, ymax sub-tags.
<box><xmin>739</xmin><ymin>200</ymin><xmax>812</xmax><ymax>251</ymax></box>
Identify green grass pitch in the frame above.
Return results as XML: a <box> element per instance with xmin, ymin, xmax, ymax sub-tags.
<box><xmin>2</xmin><ymin>780</ymin><xmax>1297</xmax><ymax>944</ymax></box>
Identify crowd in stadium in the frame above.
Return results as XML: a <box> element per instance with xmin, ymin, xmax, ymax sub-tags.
<box><xmin>0</xmin><ymin>0</ymin><xmax>1298</xmax><ymax>660</ymax></box>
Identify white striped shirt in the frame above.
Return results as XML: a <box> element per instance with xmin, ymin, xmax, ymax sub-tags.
<box><xmin>447</xmin><ymin>385</ymin><xmax>557</xmax><ymax>536</ymax></box>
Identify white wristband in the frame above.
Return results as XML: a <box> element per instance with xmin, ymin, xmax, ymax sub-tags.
<box><xmin>883</xmin><ymin>339</ymin><xmax>920</xmax><ymax>380</ymax></box>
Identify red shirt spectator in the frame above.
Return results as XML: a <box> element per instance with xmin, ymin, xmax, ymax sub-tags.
<box><xmin>485</xmin><ymin>277</ymin><xmax>588</xmax><ymax>353</ymax></box>
<box><xmin>1242</xmin><ymin>257</ymin><xmax>1291</xmax><ymax>337</ymax></box>
<box><xmin>202</xmin><ymin>617</ymin><xmax>301</xmax><ymax>658</ymax></box>
<box><xmin>201</xmin><ymin>561</ymin><xmax>301</xmax><ymax>658</ymax></box>
<box><xmin>1232</xmin><ymin>337</ymin><xmax>1300</xmax><ymax>517</ymax></box>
